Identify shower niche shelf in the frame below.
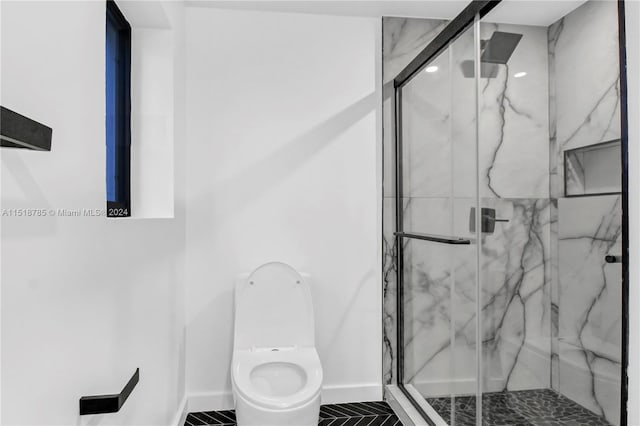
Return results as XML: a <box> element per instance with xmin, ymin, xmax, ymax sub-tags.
<box><xmin>564</xmin><ymin>139</ymin><xmax>621</xmax><ymax>197</ymax></box>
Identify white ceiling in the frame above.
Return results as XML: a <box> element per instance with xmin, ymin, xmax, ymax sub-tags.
<box><xmin>184</xmin><ymin>0</ymin><xmax>590</xmax><ymax>27</ymax></box>
<box><xmin>485</xmin><ymin>0</ymin><xmax>588</xmax><ymax>26</ymax></box>
<box><xmin>118</xmin><ymin>1</ymin><xmax>172</xmax><ymax>28</ymax></box>
<box><xmin>185</xmin><ymin>1</ymin><xmax>468</xmax><ymax>20</ymax></box>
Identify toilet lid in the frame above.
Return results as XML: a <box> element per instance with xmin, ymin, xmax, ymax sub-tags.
<box><xmin>234</xmin><ymin>262</ymin><xmax>315</xmax><ymax>349</ymax></box>
<box><xmin>232</xmin><ymin>348</ymin><xmax>323</xmax><ymax>410</ymax></box>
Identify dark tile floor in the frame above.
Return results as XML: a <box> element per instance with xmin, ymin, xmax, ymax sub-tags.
<box><xmin>184</xmin><ymin>401</ymin><xmax>402</xmax><ymax>426</ymax></box>
<box><xmin>426</xmin><ymin>388</ymin><xmax>611</xmax><ymax>426</ymax></box>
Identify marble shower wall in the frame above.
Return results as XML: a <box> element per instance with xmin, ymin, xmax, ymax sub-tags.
<box><xmin>548</xmin><ymin>0</ymin><xmax>621</xmax><ymax>200</ymax></box>
<box><xmin>549</xmin><ymin>1</ymin><xmax>622</xmax><ymax>425</ymax></box>
<box><xmin>382</xmin><ymin>17</ymin><xmax>448</xmax><ymax>199</ymax></box>
<box><xmin>382</xmin><ymin>16</ymin><xmax>552</xmax><ymax>393</ymax></box>
<box><xmin>557</xmin><ymin>196</ymin><xmax>622</xmax><ymax>425</ymax></box>
<box><xmin>477</xmin><ymin>22</ymin><xmax>552</xmax><ymax>395</ymax></box>
<box><xmin>400</xmin><ymin>197</ymin><xmax>552</xmax><ymax>395</ymax></box>
<box><xmin>382</xmin><ymin>17</ymin><xmax>448</xmax><ymax>386</ymax></box>
<box><xmin>383</xmin><ymin>5</ymin><xmax>622</xmax><ymax>423</ymax></box>
<box><xmin>395</xmin><ymin>22</ymin><xmax>550</xmax><ymax>201</ymax></box>
<box><xmin>477</xmin><ymin>23</ymin><xmax>550</xmax><ymax>199</ymax></box>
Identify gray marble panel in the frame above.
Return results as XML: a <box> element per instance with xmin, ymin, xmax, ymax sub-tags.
<box><xmin>558</xmin><ymin>195</ymin><xmax>621</xmax><ymax>425</ymax></box>
<box><xmin>479</xmin><ymin>198</ymin><xmax>552</xmax><ymax>392</ymax></box>
<box><xmin>381</xmin><ymin>17</ymin><xmax>454</xmax><ymax>387</ymax></box>
<box><xmin>549</xmin><ymin>0</ymin><xmax>621</xmax><ymax>198</ymax></box>
<box><xmin>476</xmin><ymin>23</ymin><xmax>550</xmax><ymax>199</ymax></box>
<box><xmin>382</xmin><ymin>4</ymin><xmax>623</xmax><ymax>418</ymax></box>
<box><xmin>383</xmin><ymin>17</ymin><xmax>448</xmax><ymax>85</ymax></box>
<box><xmin>383</xmin><ymin>197</ymin><xmax>397</xmax><ymax>385</ymax></box>
<box><xmin>399</xmin><ymin>198</ymin><xmax>551</xmax><ymax>396</ymax></box>
<box><xmin>549</xmin><ymin>2</ymin><xmax>622</xmax><ymax>424</ymax></box>
<box><xmin>400</xmin><ymin>54</ymin><xmax>452</xmax><ymax>198</ymax></box>
<box><xmin>401</xmin><ymin>197</ymin><xmax>478</xmax><ymax>396</ymax></box>
<box><xmin>382</xmin><ymin>82</ymin><xmax>396</xmax><ymax>199</ymax></box>
<box><xmin>548</xmin><ymin>21</ymin><xmax>560</xmax><ymax>199</ymax></box>
<box><xmin>387</xmin><ymin>20</ymin><xmax>550</xmax><ymax>200</ymax></box>
<box><xmin>382</xmin><ymin>17</ymin><xmax>447</xmax><ymax>199</ymax></box>
<box><xmin>550</xmin><ymin>199</ymin><xmax>560</xmax><ymax>390</ymax></box>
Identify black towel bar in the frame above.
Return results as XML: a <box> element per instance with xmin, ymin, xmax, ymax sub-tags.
<box><xmin>79</xmin><ymin>368</ymin><xmax>139</xmax><ymax>415</ymax></box>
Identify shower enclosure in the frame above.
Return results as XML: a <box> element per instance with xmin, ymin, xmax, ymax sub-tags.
<box><xmin>383</xmin><ymin>1</ymin><xmax>628</xmax><ymax>425</ymax></box>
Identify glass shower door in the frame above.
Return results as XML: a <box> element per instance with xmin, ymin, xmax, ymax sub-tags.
<box><xmin>396</xmin><ymin>21</ymin><xmax>481</xmax><ymax>425</ymax></box>
<box><xmin>391</xmin><ymin>1</ymin><xmax>625</xmax><ymax>425</ymax></box>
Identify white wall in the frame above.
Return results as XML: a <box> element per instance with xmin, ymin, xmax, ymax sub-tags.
<box><xmin>0</xmin><ymin>1</ymin><xmax>186</xmax><ymax>425</ymax></box>
<box><xmin>625</xmin><ymin>0</ymin><xmax>639</xmax><ymax>424</ymax></box>
<box><xmin>124</xmin><ymin>0</ymin><xmax>179</xmax><ymax>219</ymax></box>
<box><xmin>184</xmin><ymin>7</ymin><xmax>381</xmax><ymax>409</ymax></box>
<box><xmin>130</xmin><ymin>28</ymin><xmax>176</xmax><ymax>218</ymax></box>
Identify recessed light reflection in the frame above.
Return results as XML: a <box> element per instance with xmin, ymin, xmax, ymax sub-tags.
<box><xmin>514</xmin><ymin>71</ymin><xmax>527</xmax><ymax>78</ymax></box>
<box><xmin>425</xmin><ymin>65</ymin><xmax>439</xmax><ymax>73</ymax></box>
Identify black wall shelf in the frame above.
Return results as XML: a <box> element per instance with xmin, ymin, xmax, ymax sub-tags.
<box><xmin>0</xmin><ymin>106</ymin><xmax>52</xmax><ymax>151</ymax></box>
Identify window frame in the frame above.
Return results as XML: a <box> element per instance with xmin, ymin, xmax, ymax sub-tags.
<box><xmin>105</xmin><ymin>0</ymin><xmax>131</xmax><ymax>218</ymax></box>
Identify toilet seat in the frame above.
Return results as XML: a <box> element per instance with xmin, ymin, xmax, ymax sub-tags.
<box><xmin>232</xmin><ymin>347</ymin><xmax>322</xmax><ymax>410</ymax></box>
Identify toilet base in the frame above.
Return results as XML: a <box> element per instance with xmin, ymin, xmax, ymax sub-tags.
<box><xmin>233</xmin><ymin>389</ymin><xmax>320</xmax><ymax>426</ymax></box>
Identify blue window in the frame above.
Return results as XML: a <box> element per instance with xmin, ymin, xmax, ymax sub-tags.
<box><xmin>106</xmin><ymin>0</ymin><xmax>131</xmax><ymax>217</ymax></box>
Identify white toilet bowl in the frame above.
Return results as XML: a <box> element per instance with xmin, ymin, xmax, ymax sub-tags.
<box><xmin>231</xmin><ymin>262</ymin><xmax>323</xmax><ymax>426</ymax></box>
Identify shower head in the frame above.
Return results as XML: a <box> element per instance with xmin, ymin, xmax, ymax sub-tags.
<box><xmin>481</xmin><ymin>31</ymin><xmax>523</xmax><ymax>64</ymax></box>
<box><xmin>459</xmin><ymin>31</ymin><xmax>523</xmax><ymax>78</ymax></box>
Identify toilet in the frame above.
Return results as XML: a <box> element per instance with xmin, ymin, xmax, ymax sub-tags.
<box><xmin>231</xmin><ymin>262</ymin><xmax>323</xmax><ymax>426</ymax></box>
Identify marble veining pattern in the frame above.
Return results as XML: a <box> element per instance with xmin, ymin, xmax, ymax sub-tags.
<box><xmin>382</xmin><ymin>16</ymin><xmax>554</xmax><ymax>391</ymax></box>
<box><xmin>401</xmin><ymin>198</ymin><xmax>551</xmax><ymax>394</ymax></box>
<box><xmin>382</xmin><ymin>17</ymin><xmax>447</xmax><ymax>199</ymax></box>
<box><xmin>548</xmin><ymin>0</ymin><xmax>621</xmax><ymax>199</ymax></box>
<box><xmin>382</xmin><ymin>17</ymin><xmax>447</xmax><ymax>386</ymax></box>
<box><xmin>549</xmin><ymin>2</ymin><xmax>622</xmax><ymax>425</ymax></box>
<box><xmin>383</xmin><ymin>17</ymin><xmax>448</xmax><ymax>86</ymax></box>
<box><xmin>392</xmin><ymin>22</ymin><xmax>550</xmax><ymax>200</ymax></box>
<box><xmin>550</xmin><ymin>199</ymin><xmax>560</xmax><ymax>391</ymax></box>
<box><xmin>557</xmin><ymin>195</ymin><xmax>622</xmax><ymax>425</ymax></box>
<box><xmin>382</xmin><ymin>2</ymin><xmax>623</xmax><ymax>424</ymax></box>
<box><xmin>382</xmin><ymin>16</ymin><xmax>553</xmax><ymax>394</ymax></box>
<box><xmin>477</xmin><ymin>23</ymin><xmax>550</xmax><ymax>199</ymax></box>
<box><xmin>382</xmin><ymin>198</ymin><xmax>397</xmax><ymax>385</ymax></box>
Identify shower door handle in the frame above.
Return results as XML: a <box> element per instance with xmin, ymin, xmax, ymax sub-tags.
<box><xmin>395</xmin><ymin>232</ymin><xmax>471</xmax><ymax>245</ymax></box>
<box><xmin>605</xmin><ymin>255</ymin><xmax>622</xmax><ymax>263</ymax></box>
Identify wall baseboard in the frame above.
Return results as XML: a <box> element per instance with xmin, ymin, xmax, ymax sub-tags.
<box><xmin>186</xmin><ymin>391</ymin><xmax>235</xmax><ymax>413</ymax></box>
<box><xmin>321</xmin><ymin>383</ymin><xmax>383</xmax><ymax>404</ymax></box>
<box><xmin>176</xmin><ymin>383</ymin><xmax>383</xmax><ymax>423</ymax></box>
<box><xmin>170</xmin><ymin>396</ymin><xmax>188</xmax><ymax>426</ymax></box>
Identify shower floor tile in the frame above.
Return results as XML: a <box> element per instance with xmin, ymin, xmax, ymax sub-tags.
<box><xmin>184</xmin><ymin>401</ymin><xmax>402</xmax><ymax>426</ymax></box>
<box><xmin>426</xmin><ymin>388</ymin><xmax>611</xmax><ymax>425</ymax></box>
